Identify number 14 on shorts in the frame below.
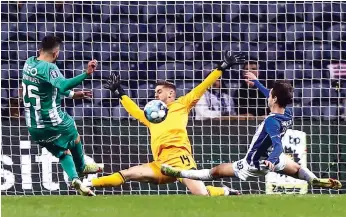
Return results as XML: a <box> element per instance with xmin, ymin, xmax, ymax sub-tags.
<box><xmin>180</xmin><ymin>155</ymin><xmax>191</xmax><ymax>166</ymax></box>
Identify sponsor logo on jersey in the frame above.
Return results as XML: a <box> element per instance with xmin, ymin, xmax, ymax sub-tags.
<box><xmin>50</xmin><ymin>70</ymin><xmax>59</xmax><ymax>79</ymax></box>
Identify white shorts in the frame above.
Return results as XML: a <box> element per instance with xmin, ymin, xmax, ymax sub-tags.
<box><xmin>232</xmin><ymin>153</ymin><xmax>287</xmax><ymax>181</ymax></box>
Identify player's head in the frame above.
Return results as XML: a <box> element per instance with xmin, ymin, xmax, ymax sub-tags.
<box><xmin>243</xmin><ymin>60</ymin><xmax>259</xmax><ymax>77</ymax></box>
<box><xmin>155</xmin><ymin>80</ymin><xmax>176</xmax><ymax>104</ymax></box>
<box><xmin>39</xmin><ymin>35</ymin><xmax>62</xmax><ymax>62</ymax></box>
<box><xmin>268</xmin><ymin>81</ymin><xmax>293</xmax><ymax>110</ymax></box>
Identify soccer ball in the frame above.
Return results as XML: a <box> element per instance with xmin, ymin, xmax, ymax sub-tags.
<box><xmin>144</xmin><ymin>100</ymin><xmax>168</xmax><ymax>124</ymax></box>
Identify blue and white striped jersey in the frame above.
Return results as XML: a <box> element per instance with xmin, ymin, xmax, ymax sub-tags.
<box><xmin>245</xmin><ymin>108</ymin><xmax>293</xmax><ymax>168</ymax></box>
<box><xmin>244</xmin><ymin>79</ymin><xmax>293</xmax><ymax>168</ymax></box>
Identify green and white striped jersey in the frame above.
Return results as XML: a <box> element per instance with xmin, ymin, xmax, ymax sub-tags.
<box><xmin>22</xmin><ymin>56</ymin><xmax>74</xmax><ymax>129</ymax></box>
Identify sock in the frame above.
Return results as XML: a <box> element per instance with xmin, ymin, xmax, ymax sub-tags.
<box><xmin>206</xmin><ymin>186</ymin><xmax>227</xmax><ymax>196</ymax></box>
<box><xmin>70</xmin><ymin>140</ymin><xmax>86</xmax><ymax>173</ymax></box>
<box><xmin>60</xmin><ymin>154</ymin><xmax>79</xmax><ymax>181</ymax></box>
<box><xmin>181</xmin><ymin>169</ymin><xmax>213</xmax><ymax>181</ymax></box>
<box><xmin>298</xmin><ymin>167</ymin><xmax>317</xmax><ymax>182</ymax></box>
<box><xmin>91</xmin><ymin>172</ymin><xmax>125</xmax><ymax>187</ymax></box>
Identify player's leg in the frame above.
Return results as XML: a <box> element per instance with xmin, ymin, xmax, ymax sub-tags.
<box><xmin>90</xmin><ymin>163</ymin><xmax>160</xmax><ymax>187</ymax></box>
<box><xmin>42</xmin><ymin>143</ymin><xmax>95</xmax><ymax>196</ymax></box>
<box><xmin>161</xmin><ymin>148</ymin><xmax>239</xmax><ymax>196</ymax></box>
<box><xmin>69</xmin><ymin>135</ymin><xmax>85</xmax><ymax>172</ymax></box>
<box><xmin>70</xmin><ymin>134</ymin><xmax>103</xmax><ymax>175</ymax></box>
<box><xmin>280</xmin><ymin>156</ymin><xmax>342</xmax><ymax>189</ymax></box>
<box><xmin>162</xmin><ymin>162</ymin><xmax>236</xmax><ymax>180</ymax></box>
<box><xmin>53</xmin><ymin>123</ymin><xmax>102</xmax><ymax>195</ymax></box>
<box><xmin>181</xmin><ymin>178</ymin><xmax>208</xmax><ymax>195</ymax></box>
<box><xmin>65</xmin><ymin>122</ymin><xmax>103</xmax><ymax>175</ymax></box>
<box><xmin>46</xmin><ymin>146</ymin><xmax>79</xmax><ymax>181</ymax></box>
<box><xmin>91</xmin><ymin>152</ymin><xmax>237</xmax><ymax>196</ymax></box>
<box><xmin>181</xmin><ymin>178</ymin><xmax>239</xmax><ymax>196</ymax></box>
<box><xmin>163</xmin><ymin>162</ymin><xmax>240</xmax><ymax>196</ymax></box>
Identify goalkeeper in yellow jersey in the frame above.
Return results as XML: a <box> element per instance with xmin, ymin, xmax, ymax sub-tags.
<box><xmin>89</xmin><ymin>51</ymin><xmax>245</xmax><ymax>196</ymax></box>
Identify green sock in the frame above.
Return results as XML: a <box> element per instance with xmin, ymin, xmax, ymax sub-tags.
<box><xmin>59</xmin><ymin>154</ymin><xmax>78</xmax><ymax>181</ymax></box>
<box><xmin>70</xmin><ymin>140</ymin><xmax>86</xmax><ymax>173</ymax></box>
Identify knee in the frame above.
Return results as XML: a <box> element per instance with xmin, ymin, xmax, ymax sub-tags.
<box><xmin>286</xmin><ymin>162</ymin><xmax>301</xmax><ymax>177</ymax></box>
<box><xmin>210</xmin><ymin>167</ymin><xmax>222</xmax><ymax>178</ymax></box>
<box><xmin>74</xmin><ymin>135</ymin><xmax>81</xmax><ymax>145</ymax></box>
<box><xmin>293</xmin><ymin>164</ymin><xmax>301</xmax><ymax>174</ymax></box>
<box><xmin>210</xmin><ymin>167</ymin><xmax>218</xmax><ymax>177</ymax></box>
<box><xmin>58</xmin><ymin>149</ymin><xmax>71</xmax><ymax>160</ymax></box>
<box><xmin>64</xmin><ymin>149</ymin><xmax>71</xmax><ymax>155</ymax></box>
<box><xmin>186</xmin><ymin>181</ymin><xmax>209</xmax><ymax>196</ymax></box>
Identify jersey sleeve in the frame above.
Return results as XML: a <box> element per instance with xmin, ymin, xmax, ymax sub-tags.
<box><xmin>253</xmin><ymin>80</ymin><xmax>270</xmax><ymax>98</ymax></box>
<box><xmin>43</xmin><ymin>64</ymin><xmax>88</xmax><ymax>92</ymax></box>
<box><xmin>120</xmin><ymin>95</ymin><xmax>150</xmax><ymax>127</ymax></box>
<box><xmin>265</xmin><ymin>117</ymin><xmax>284</xmax><ymax>164</ymax></box>
<box><xmin>179</xmin><ymin>69</ymin><xmax>222</xmax><ymax>110</ymax></box>
<box><xmin>60</xmin><ymin>90</ymin><xmax>74</xmax><ymax>98</ymax></box>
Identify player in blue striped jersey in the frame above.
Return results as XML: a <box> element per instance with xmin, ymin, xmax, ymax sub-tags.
<box><xmin>161</xmin><ymin>72</ymin><xmax>342</xmax><ymax>190</ymax></box>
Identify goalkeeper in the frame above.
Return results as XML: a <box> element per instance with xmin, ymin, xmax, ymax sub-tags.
<box><xmin>89</xmin><ymin>51</ymin><xmax>245</xmax><ymax>196</ymax></box>
<box><xmin>22</xmin><ymin>35</ymin><xmax>103</xmax><ymax>196</ymax></box>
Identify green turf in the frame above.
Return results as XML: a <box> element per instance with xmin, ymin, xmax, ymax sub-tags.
<box><xmin>2</xmin><ymin>195</ymin><xmax>346</xmax><ymax>217</ymax></box>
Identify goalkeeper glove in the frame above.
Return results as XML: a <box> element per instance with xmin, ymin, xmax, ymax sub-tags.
<box><xmin>104</xmin><ymin>73</ymin><xmax>126</xmax><ymax>99</ymax></box>
<box><xmin>217</xmin><ymin>51</ymin><xmax>246</xmax><ymax>71</ymax></box>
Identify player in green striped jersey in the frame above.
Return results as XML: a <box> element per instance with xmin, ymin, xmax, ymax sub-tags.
<box><xmin>22</xmin><ymin>36</ymin><xmax>102</xmax><ymax>196</ymax></box>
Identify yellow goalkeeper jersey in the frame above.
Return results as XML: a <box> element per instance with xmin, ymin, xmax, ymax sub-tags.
<box><xmin>120</xmin><ymin>69</ymin><xmax>222</xmax><ymax>160</ymax></box>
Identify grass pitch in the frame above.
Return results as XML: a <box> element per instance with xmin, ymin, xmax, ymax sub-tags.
<box><xmin>2</xmin><ymin>195</ymin><xmax>345</xmax><ymax>217</ymax></box>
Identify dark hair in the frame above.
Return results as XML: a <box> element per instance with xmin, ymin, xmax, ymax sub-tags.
<box><xmin>40</xmin><ymin>35</ymin><xmax>62</xmax><ymax>52</ymax></box>
<box><xmin>271</xmin><ymin>81</ymin><xmax>293</xmax><ymax>108</ymax></box>
<box><xmin>156</xmin><ymin>80</ymin><xmax>176</xmax><ymax>91</ymax></box>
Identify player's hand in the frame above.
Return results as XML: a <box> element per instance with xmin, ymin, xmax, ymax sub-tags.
<box><xmin>245</xmin><ymin>80</ymin><xmax>255</xmax><ymax>87</ymax></box>
<box><xmin>263</xmin><ymin>160</ymin><xmax>275</xmax><ymax>171</ymax></box>
<box><xmin>104</xmin><ymin>73</ymin><xmax>126</xmax><ymax>98</ymax></box>
<box><xmin>244</xmin><ymin>72</ymin><xmax>258</xmax><ymax>80</ymax></box>
<box><xmin>86</xmin><ymin>59</ymin><xmax>98</xmax><ymax>75</ymax></box>
<box><xmin>72</xmin><ymin>90</ymin><xmax>92</xmax><ymax>100</ymax></box>
<box><xmin>244</xmin><ymin>72</ymin><xmax>258</xmax><ymax>87</ymax></box>
<box><xmin>217</xmin><ymin>51</ymin><xmax>246</xmax><ymax>71</ymax></box>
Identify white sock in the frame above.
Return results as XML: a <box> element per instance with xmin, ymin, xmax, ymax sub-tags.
<box><xmin>298</xmin><ymin>167</ymin><xmax>317</xmax><ymax>182</ymax></box>
<box><xmin>181</xmin><ymin>169</ymin><xmax>213</xmax><ymax>181</ymax></box>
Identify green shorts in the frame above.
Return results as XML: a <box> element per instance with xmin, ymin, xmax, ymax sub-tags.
<box><xmin>29</xmin><ymin>121</ymin><xmax>79</xmax><ymax>158</ymax></box>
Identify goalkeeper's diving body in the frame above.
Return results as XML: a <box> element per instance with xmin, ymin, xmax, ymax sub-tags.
<box><xmin>161</xmin><ymin>72</ymin><xmax>342</xmax><ymax>190</ymax></box>
<box><xmin>89</xmin><ymin>52</ymin><xmax>245</xmax><ymax>196</ymax></box>
<box><xmin>22</xmin><ymin>36</ymin><xmax>103</xmax><ymax>196</ymax></box>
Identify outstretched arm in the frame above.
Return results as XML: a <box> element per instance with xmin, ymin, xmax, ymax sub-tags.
<box><xmin>50</xmin><ymin>71</ymin><xmax>88</xmax><ymax>93</ymax></box>
<box><xmin>47</xmin><ymin>60</ymin><xmax>97</xmax><ymax>92</ymax></box>
<box><xmin>180</xmin><ymin>69</ymin><xmax>222</xmax><ymax>109</ymax></box>
<box><xmin>253</xmin><ymin>80</ymin><xmax>270</xmax><ymax>98</ymax></box>
<box><xmin>104</xmin><ymin>73</ymin><xmax>150</xmax><ymax>127</ymax></box>
<box><xmin>120</xmin><ymin>95</ymin><xmax>150</xmax><ymax>127</ymax></box>
<box><xmin>244</xmin><ymin>72</ymin><xmax>269</xmax><ymax>98</ymax></box>
<box><xmin>60</xmin><ymin>90</ymin><xmax>93</xmax><ymax>99</ymax></box>
<box><xmin>180</xmin><ymin>51</ymin><xmax>246</xmax><ymax>109</ymax></box>
<box><xmin>60</xmin><ymin>90</ymin><xmax>74</xmax><ymax>98</ymax></box>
